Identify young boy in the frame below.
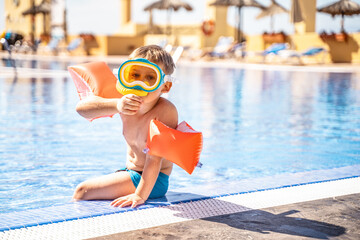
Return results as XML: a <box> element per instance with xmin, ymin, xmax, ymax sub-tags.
<box><xmin>72</xmin><ymin>45</ymin><xmax>178</xmax><ymax>208</ymax></box>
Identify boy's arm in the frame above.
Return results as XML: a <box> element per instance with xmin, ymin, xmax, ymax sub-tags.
<box><xmin>134</xmin><ymin>155</ymin><xmax>162</xmax><ymax>201</ymax></box>
<box><xmin>76</xmin><ymin>94</ymin><xmax>143</xmax><ymax>119</ymax></box>
<box><xmin>110</xmin><ymin>155</ymin><xmax>162</xmax><ymax>208</ymax></box>
<box><xmin>135</xmin><ymin>155</ymin><xmax>162</xmax><ymax>200</ymax></box>
<box><xmin>76</xmin><ymin>96</ymin><xmax>120</xmax><ymax>119</ymax></box>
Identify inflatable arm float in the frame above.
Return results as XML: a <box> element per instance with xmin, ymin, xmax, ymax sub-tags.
<box><xmin>68</xmin><ymin>61</ymin><xmax>123</xmax><ymax>120</ymax></box>
<box><xmin>68</xmin><ymin>61</ymin><xmax>122</xmax><ymax>100</ymax></box>
<box><xmin>68</xmin><ymin>61</ymin><xmax>203</xmax><ymax>174</ymax></box>
<box><xmin>145</xmin><ymin>119</ymin><xmax>203</xmax><ymax>175</ymax></box>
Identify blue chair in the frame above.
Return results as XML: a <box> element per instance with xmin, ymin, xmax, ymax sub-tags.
<box><xmin>157</xmin><ymin>38</ymin><xmax>168</xmax><ymax>48</ymax></box>
<box><xmin>262</xmin><ymin>43</ymin><xmax>288</xmax><ymax>56</ymax></box>
<box><xmin>66</xmin><ymin>38</ymin><xmax>83</xmax><ymax>52</ymax></box>
<box><xmin>46</xmin><ymin>38</ymin><xmax>60</xmax><ymax>51</ymax></box>
<box><xmin>302</xmin><ymin>47</ymin><xmax>325</xmax><ymax>56</ymax></box>
<box><xmin>202</xmin><ymin>36</ymin><xmax>235</xmax><ymax>59</ymax></box>
<box><xmin>278</xmin><ymin>47</ymin><xmax>327</xmax><ymax>64</ymax></box>
<box><xmin>242</xmin><ymin>43</ymin><xmax>289</xmax><ymax>63</ymax></box>
<box><xmin>36</xmin><ymin>38</ymin><xmax>61</xmax><ymax>55</ymax></box>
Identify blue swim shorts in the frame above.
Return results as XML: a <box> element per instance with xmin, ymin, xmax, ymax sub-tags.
<box><xmin>116</xmin><ymin>168</ymin><xmax>169</xmax><ymax>199</ymax></box>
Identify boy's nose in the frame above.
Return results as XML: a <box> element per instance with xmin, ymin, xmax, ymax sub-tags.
<box><xmin>139</xmin><ymin>74</ymin><xmax>146</xmax><ymax>81</ymax></box>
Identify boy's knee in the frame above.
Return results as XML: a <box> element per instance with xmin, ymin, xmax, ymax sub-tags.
<box><xmin>73</xmin><ymin>182</ymin><xmax>89</xmax><ymax>200</ymax></box>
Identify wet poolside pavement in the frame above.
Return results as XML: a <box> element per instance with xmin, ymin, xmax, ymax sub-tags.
<box><xmin>89</xmin><ymin>193</ymin><xmax>360</xmax><ymax>240</ymax></box>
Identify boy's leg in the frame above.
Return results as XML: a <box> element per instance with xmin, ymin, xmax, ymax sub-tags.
<box><xmin>72</xmin><ymin>171</ymin><xmax>136</xmax><ymax>201</ymax></box>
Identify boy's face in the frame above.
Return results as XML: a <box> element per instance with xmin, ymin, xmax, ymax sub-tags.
<box><xmin>117</xmin><ymin>59</ymin><xmax>172</xmax><ymax>98</ymax></box>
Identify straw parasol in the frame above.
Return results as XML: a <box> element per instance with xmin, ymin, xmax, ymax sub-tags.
<box><xmin>317</xmin><ymin>0</ymin><xmax>360</xmax><ymax>32</ymax></box>
<box><xmin>256</xmin><ymin>0</ymin><xmax>288</xmax><ymax>33</ymax></box>
<box><xmin>210</xmin><ymin>0</ymin><xmax>265</xmax><ymax>42</ymax></box>
<box><xmin>22</xmin><ymin>0</ymin><xmax>51</xmax><ymax>46</ymax></box>
<box><xmin>144</xmin><ymin>0</ymin><xmax>193</xmax><ymax>35</ymax></box>
<box><xmin>22</xmin><ymin>0</ymin><xmax>51</xmax><ymax>15</ymax></box>
<box><xmin>290</xmin><ymin>0</ymin><xmax>304</xmax><ymax>24</ymax></box>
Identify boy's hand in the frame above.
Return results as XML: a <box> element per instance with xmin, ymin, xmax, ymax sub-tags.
<box><xmin>117</xmin><ymin>94</ymin><xmax>143</xmax><ymax>115</ymax></box>
<box><xmin>110</xmin><ymin>193</ymin><xmax>145</xmax><ymax>208</ymax></box>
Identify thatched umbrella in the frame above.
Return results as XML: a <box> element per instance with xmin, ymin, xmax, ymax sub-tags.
<box><xmin>144</xmin><ymin>0</ymin><xmax>193</xmax><ymax>35</ymax></box>
<box><xmin>290</xmin><ymin>0</ymin><xmax>304</xmax><ymax>24</ymax></box>
<box><xmin>210</xmin><ymin>0</ymin><xmax>265</xmax><ymax>42</ymax></box>
<box><xmin>22</xmin><ymin>0</ymin><xmax>51</xmax><ymax>15</ymax></box>
<box><xmin>22</xmin><ymin>0</ymin><xmax>51</xmax><ymax>45</ymax></box>
<box><xmin>317</xmin><ymin>0</ymin><xmax>360</xmax><ymax>32</ymax></box>
<box><xmin>256</xmin><ymin>0</ymin><xmax>288</xmax><ymax>33</ymax></box>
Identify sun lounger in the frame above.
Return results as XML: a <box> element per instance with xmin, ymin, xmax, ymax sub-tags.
<box><xmin>278</xmin><ymin>47</ymin><xmax>327</xmax><ymax>64</ymax></box>
<box><xmin>199</xmin><ymin>36</ymin><xmax>235</xmax><ymax>59</ymax></box>
<box><xmin>66</xmin><ymin>38</ymin><xmax>83</xmax><ymax>52</ymax></box>
<box><xmin>262</xmin><ymin>43</ymin><xmax>289</xmax><ymax>56</ymax></box>
<box><xmin>244</xmin><ymin>43</ymin><xmax>289</xmax><ymax>63</ymax></box>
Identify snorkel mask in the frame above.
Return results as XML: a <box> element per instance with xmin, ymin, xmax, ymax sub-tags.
<box><xmin>116</xmin><ymin>58</ymin><xmax>173</xmax><ymax>96</ymax></box>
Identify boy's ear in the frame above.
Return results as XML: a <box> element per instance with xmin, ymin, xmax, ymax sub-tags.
<box><xmin>161</xmin><ymin>82</ymin><xmax>172</xmax><ymax>93</ymax></box>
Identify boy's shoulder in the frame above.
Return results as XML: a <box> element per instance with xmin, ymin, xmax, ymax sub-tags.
<box><xmin>156</xmin><ymin>97</ymin><xmax>177</xmax><ymax>111</ymax></box>
<box><xmin>154</xmin><ymin>97</ymin><xmax>178</xmax><ymax>128</ymax></box>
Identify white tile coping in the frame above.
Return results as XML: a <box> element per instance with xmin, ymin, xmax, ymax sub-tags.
<box><xmin>1</xmin><ymin>176</ymin><xmax>359</xmax><ymax>240</ymax></box>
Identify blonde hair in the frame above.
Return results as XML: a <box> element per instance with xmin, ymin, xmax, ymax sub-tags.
<box><xmin>129</xmin><ymin>45</ymin><xmax>175</xmax><ymax>75</ymax></box>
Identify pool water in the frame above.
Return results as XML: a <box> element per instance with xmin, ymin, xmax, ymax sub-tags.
<box><xmin>1</xmin><ymin>59</ymin><xmax>360</xmax><ymax>214</ymax></box>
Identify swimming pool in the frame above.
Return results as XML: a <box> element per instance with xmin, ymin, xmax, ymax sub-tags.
<box><xmin>1</xmin><ymin>58</ymin><xmax>360</xmax><ymax>214</ymax></box>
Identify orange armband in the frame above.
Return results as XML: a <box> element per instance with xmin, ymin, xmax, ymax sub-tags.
<box><xmin>145</xmin><ymin>119</ymin><xmax>203</xmax><ymax>175</ymax></box>
<box><xmin>68</xmin><ymin>61</ymin><xmax>123</xmax><ymax>121</ymax></box>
